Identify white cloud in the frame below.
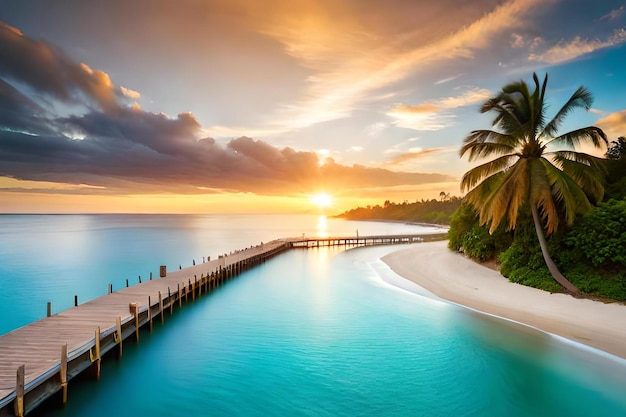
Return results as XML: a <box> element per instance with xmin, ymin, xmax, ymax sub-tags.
<box><xmin>120</xmin><ymin>86</ymin><xmax>141</xmax><ymax>99</ymax></box>
<box><xmin>600</xmin><ymin>6</ymin><xmax>625</xmax><ymax>21</ymax></box>
<box><xmin>438</xmin><ymin>87</ymin><xmax>492</xmax><ymax>109</ymax></box>
<box><xmin>389</xmin><ymin>111</ymin><xmax>453</xmax><ymax>131</ymax></box>
<box><xmin>511</xmin><ymin>33</ymin><xmax>525</xmax><ymax>48</ymax></box>
<box><xmin>386</xmin><ymin>86</ymin><xmax>491</xmax><ymax>131</ymax></box>
<box><xmin>363</xmin><ymin>122</ymin><xmax>387</xmax><ymax>136</ymax></box>
<box><xmin>529</xmin><ymin>28</ymin><xmax>626</xmax><ymax>64</ymax></box>
<box><xmin>434</xmin><ymin>74</ymin><xmax>463</xmax><ymax>85</ymax></box>
<box><xmin>221</xmin><ymin>0</ymin><xmax>551</xmax><ymax>134</ymax></box>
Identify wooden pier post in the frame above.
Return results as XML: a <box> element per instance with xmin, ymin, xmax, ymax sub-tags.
<box><xmin>115</xmin><ymin>316</ymin><xmax>122</xmax><ymax>358</ymax></box>
<box><xmin>126</xmin><ymin>278</ymin><xmax>129</xmax><ymax>287</ymax></box>
<box><xmin>108</xmin><ymin>283</ymin><xmax>112</xmax><ymax>294</ymax></box>
<box><xmin>47</xmin><ymin>301</ymin><xmax>51</xmax><ymax>318</ymax></box>
<box><xmin>74</xmin><ymin>295</ymin><xmax>78</xmax><ymax>307</ymax></box>
<box><xmin>148</xmin><ymin>296</ymin><xmax>153</xmax><ymax>332</ymax></box>
<box><xmin>60</xmin><ymin>344</ymin><xmax>68</xmax><ymax>405</ymax></box>
<box><xmin>90</xmin><ymin>327</ymin><xmax>101</xmax><ymax>380</ymax></box>
<box><xmin>130</xmin><ymin>302</ymin><xmax>139</xmax><ymax>342</ymax></box>
<box><xmin>178</xmin><ymin>283</ymin><xmax>181</xmax><ymax>308</ymax></box>
<box><xmin>15</xmin><ymin>364</ymin><xmax>24</xmax><ymax>417</ymax></box>
<box><xmin>193</xmin><ymin>277</ymin><xmax>196</xmax><ymax>301</ymax></box>
<box><xmin>168</xmin><ymin>287</ymin><xmax>173</xmax><ymax>314</ymax></box>
<box><xmin>158</xmin><ymin>291</ymin><xmax>164</xmax><ymax>325</ymax></box>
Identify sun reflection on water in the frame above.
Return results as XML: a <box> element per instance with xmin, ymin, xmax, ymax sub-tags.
<box><xmin>316</xmin><ymin>215</ymin><xmax>328</xmax><ymax>238</ymax></box>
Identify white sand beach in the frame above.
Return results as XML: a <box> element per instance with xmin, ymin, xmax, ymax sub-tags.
<box><xmin>382</xmin><ymin>240</ymin><xmax>626</xmax><ymax>360</ymax></box>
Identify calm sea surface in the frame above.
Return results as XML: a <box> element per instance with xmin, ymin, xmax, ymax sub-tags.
<box><xmin>0</xmin><ymin>214</ymin><xmax>624</xmax><ymax>416</ymax></box>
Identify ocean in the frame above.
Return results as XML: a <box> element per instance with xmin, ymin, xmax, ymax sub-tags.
<box><xmin>0</xmin><ymin>214</ymin><xmax>624</xmax><ymax>416</ymax></box>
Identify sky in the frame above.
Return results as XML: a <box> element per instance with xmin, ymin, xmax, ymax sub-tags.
<box><xmin>1</xmin><ymin>0</ymin><xmax>625</xmax><ymax>214</ymax></box>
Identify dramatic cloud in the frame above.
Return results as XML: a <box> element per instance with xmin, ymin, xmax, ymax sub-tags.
<box><xmin>1</xmin><ymin>0</ymin><xmax>623</xmax><ymax>209</ymax></box>
<box><xmin>0</xmin><ymin>22</ymin><xmax>119</xmax><ymax>111</ymax></box>
<box><xmin>0</xmin><ymin>79</ymin><xmax>50</xmax><ymax>134</ymax></box>
<box><xmin>208</xmin><ymin>0</ymin><xmax>549</xmax><ymax>134</ymax></box>
<box><xmin>0</xmin><ymin>21</ymin><xmax>452</xmax><ymax>197</ymax></box>
<box><xmin>0</xmin><ymin>122</ymin><xmax>452</xmax><ymax>196</ymax></box>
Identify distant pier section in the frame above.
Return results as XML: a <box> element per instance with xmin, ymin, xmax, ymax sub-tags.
<box><xmin>0</xmin><ymin>232</ymin><xmax>445</xmax><ymax>416</ymax></box>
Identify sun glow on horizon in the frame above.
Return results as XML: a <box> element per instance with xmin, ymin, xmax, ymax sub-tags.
<box><xmin>310</xmin><ymin>193</ymin><xmax>333</xmax><ymax>209</ymax></box>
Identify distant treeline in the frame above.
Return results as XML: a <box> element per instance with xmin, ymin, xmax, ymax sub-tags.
<box><xmin>335</xmin><ymin>195</ymin><xmax>462</xmax><ymax>225</ymax></box>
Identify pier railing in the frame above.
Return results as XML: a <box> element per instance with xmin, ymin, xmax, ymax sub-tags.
<box><xmin>0</xmin><ymin>232</ymin><xmax>446</xmax><ymax>416</ymax></box>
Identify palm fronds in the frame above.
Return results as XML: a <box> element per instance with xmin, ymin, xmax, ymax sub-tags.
<box><xmin>461</xmin><ymin>72</ymin><xmax>607</xmax><ymax>235</ymax></box>
<box><xmin>542</xmin><ymin>86</ymin><xmax>594</xmax><ymax>137</ymax></box>
<box><xmin>546</xmin><ymin>126</ymin><xmax>608</xmax><ymax>149</ymax></box>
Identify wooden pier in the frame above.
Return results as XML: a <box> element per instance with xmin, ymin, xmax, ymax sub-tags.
<box><xmin>289</xmin><ymin>233</ymin><xmax>446</xmax><ymax>248</ymax></box>
<box><xmin>0</xmin><ymin>233</ymin><xmax>444</xmax><ymax>416</ymax></box>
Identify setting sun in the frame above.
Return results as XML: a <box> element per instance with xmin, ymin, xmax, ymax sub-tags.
<box><xmin>311</xmin><ymin>193</ymin><xmax>333</xmax><ymax>208</ymax></box>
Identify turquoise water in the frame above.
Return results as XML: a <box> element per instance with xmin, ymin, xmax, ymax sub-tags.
<box><xmin>33</xmin><ymin>246</ymin><xmax>626</xmax><ymax>417</ymax></box>
<box><xmin>1</xmin><ymin>215</ymin><xmax>625</xmax><ymax>416</ymax></box>
<box><xmin>0</xmin><ymin>213</ymin><xmax>439</xmax><ymax>335</ymax></box>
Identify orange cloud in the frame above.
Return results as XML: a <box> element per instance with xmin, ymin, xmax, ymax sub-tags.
<box><xmin>388</xmin><ymin>87</ymin><xmax>491</xmax><ymax>131</ymax></box>
<box><xmin>0</xmin><ymin>21</ymin><xmax>126</xmax><ymax>112</ymax></box>
<box><xmin>387</xmin><ymin>148</ymin><xmax>447</xmax><ymax>165</ymax></box>
<box><xmin>207</xmin><ymin>0</ymin><xmax>550</xmax><ymax>134</ymax></box>
<box><xmin>1</xmin><ymin>21</ymin><xmax>456</xmax><ymax>200</ymax></box>
<box><xmin>120</xmin><ymin>86</ymin><xmax>141</xmax><ymax>99</ymax></box>
<box><xmin>79</xmin><ymin>63</ymin><xmax>118</xmax><ymax>111</ymax></box>
<box><xmin>391</xmin><ymin>104</ymin><xmax>442</xmax><ymax>114</ymax></box>
<box><xmin>596</xmin><ymin>109</ymin><xmax>626</xmax><ymax>140</ymax></box>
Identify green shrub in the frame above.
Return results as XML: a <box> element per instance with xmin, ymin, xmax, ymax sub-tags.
<box><xmin>507</xmin><ymin>266</ymin><xmax>563</xmax><ymax>293</ymax></box>
<box><xmin>499</xmin><ymin>212</ymin><xmax>545</xmax><ymax>276</ymax></box>
<box><xmin>448</xmin><ymin>202</ymin><xmax>513</xmax><ymax>261</ymax></box>
<box><xmin>567</xmin><ymin>199</ymin><xmax>626</xmax><ymax>268</ymax></box>
<box><xmin>498</xmin><ymin>210</ymin><xmax>569</xmax><ymax>293</ymax></box>
<box><xmin>564</xmin><ymin>267</ymin><xmax>626</xmax><ymax>301</ymax></box>
<box><xmin>447</xmin><ymin>203</ymin><xmax>477</xmax><ymax>251</ymax></box>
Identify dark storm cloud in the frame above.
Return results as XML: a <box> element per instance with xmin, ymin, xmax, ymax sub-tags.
<box><xmin>0</xmin><ymin>21</ymin><xmax>118</xmax><ymax>111</ymax></box>
<box><xmin>0</xmin><ymin>79</ymin><xmax>52</xmax><ymax>134</ymax></box>
<box><xmin>0</xmin><ymin>20</ymin><xmax>453</xmax><ymax>196</ymax></box>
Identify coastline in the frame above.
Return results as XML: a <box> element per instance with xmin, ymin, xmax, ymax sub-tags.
<box><xmin>381</xmin><ymin>240</ymin><xmax>626</xmax><ymax>361</ymax></box>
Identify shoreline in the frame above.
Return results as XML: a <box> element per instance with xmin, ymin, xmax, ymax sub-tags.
<box><xmin>381</xmin><ymin>240</ymin><xmax>626</xmax><ymax>361</ymax></box>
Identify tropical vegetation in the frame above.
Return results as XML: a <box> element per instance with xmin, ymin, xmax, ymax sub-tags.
<box><xmin>457</xmin><ymin>73</ymin><xmax>607</xmax><ymax>294</ymax></box>
<box><xmin>339</xmin><ymin>75</ymin><xmax>625</xmax><ymax>301</ymax></box>
<box><xmin>450</xmin><ymin>112</ymin><xmax>626</xmax><ymax>301</ymax></box>
<box><xmin>448</xmin><ymin>136</ymin><xmax>626</xmax><ymax>301</ymax></box>
<box><xmin>335</xmin><ymin>196</ymin><xmax>462</xmax><ymax>225</ymax></box>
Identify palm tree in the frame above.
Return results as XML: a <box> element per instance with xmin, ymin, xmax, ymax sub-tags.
<box><xmin>460</xmin><ymin>73</ymin><xmax>607</xmax><ymax>294</ymax></box>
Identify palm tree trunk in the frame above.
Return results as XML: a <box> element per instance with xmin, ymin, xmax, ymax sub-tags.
<box><xmin>531</xmin><ymin>204</ymin><xmax>580</xmax><ymax>294</ymax></box>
